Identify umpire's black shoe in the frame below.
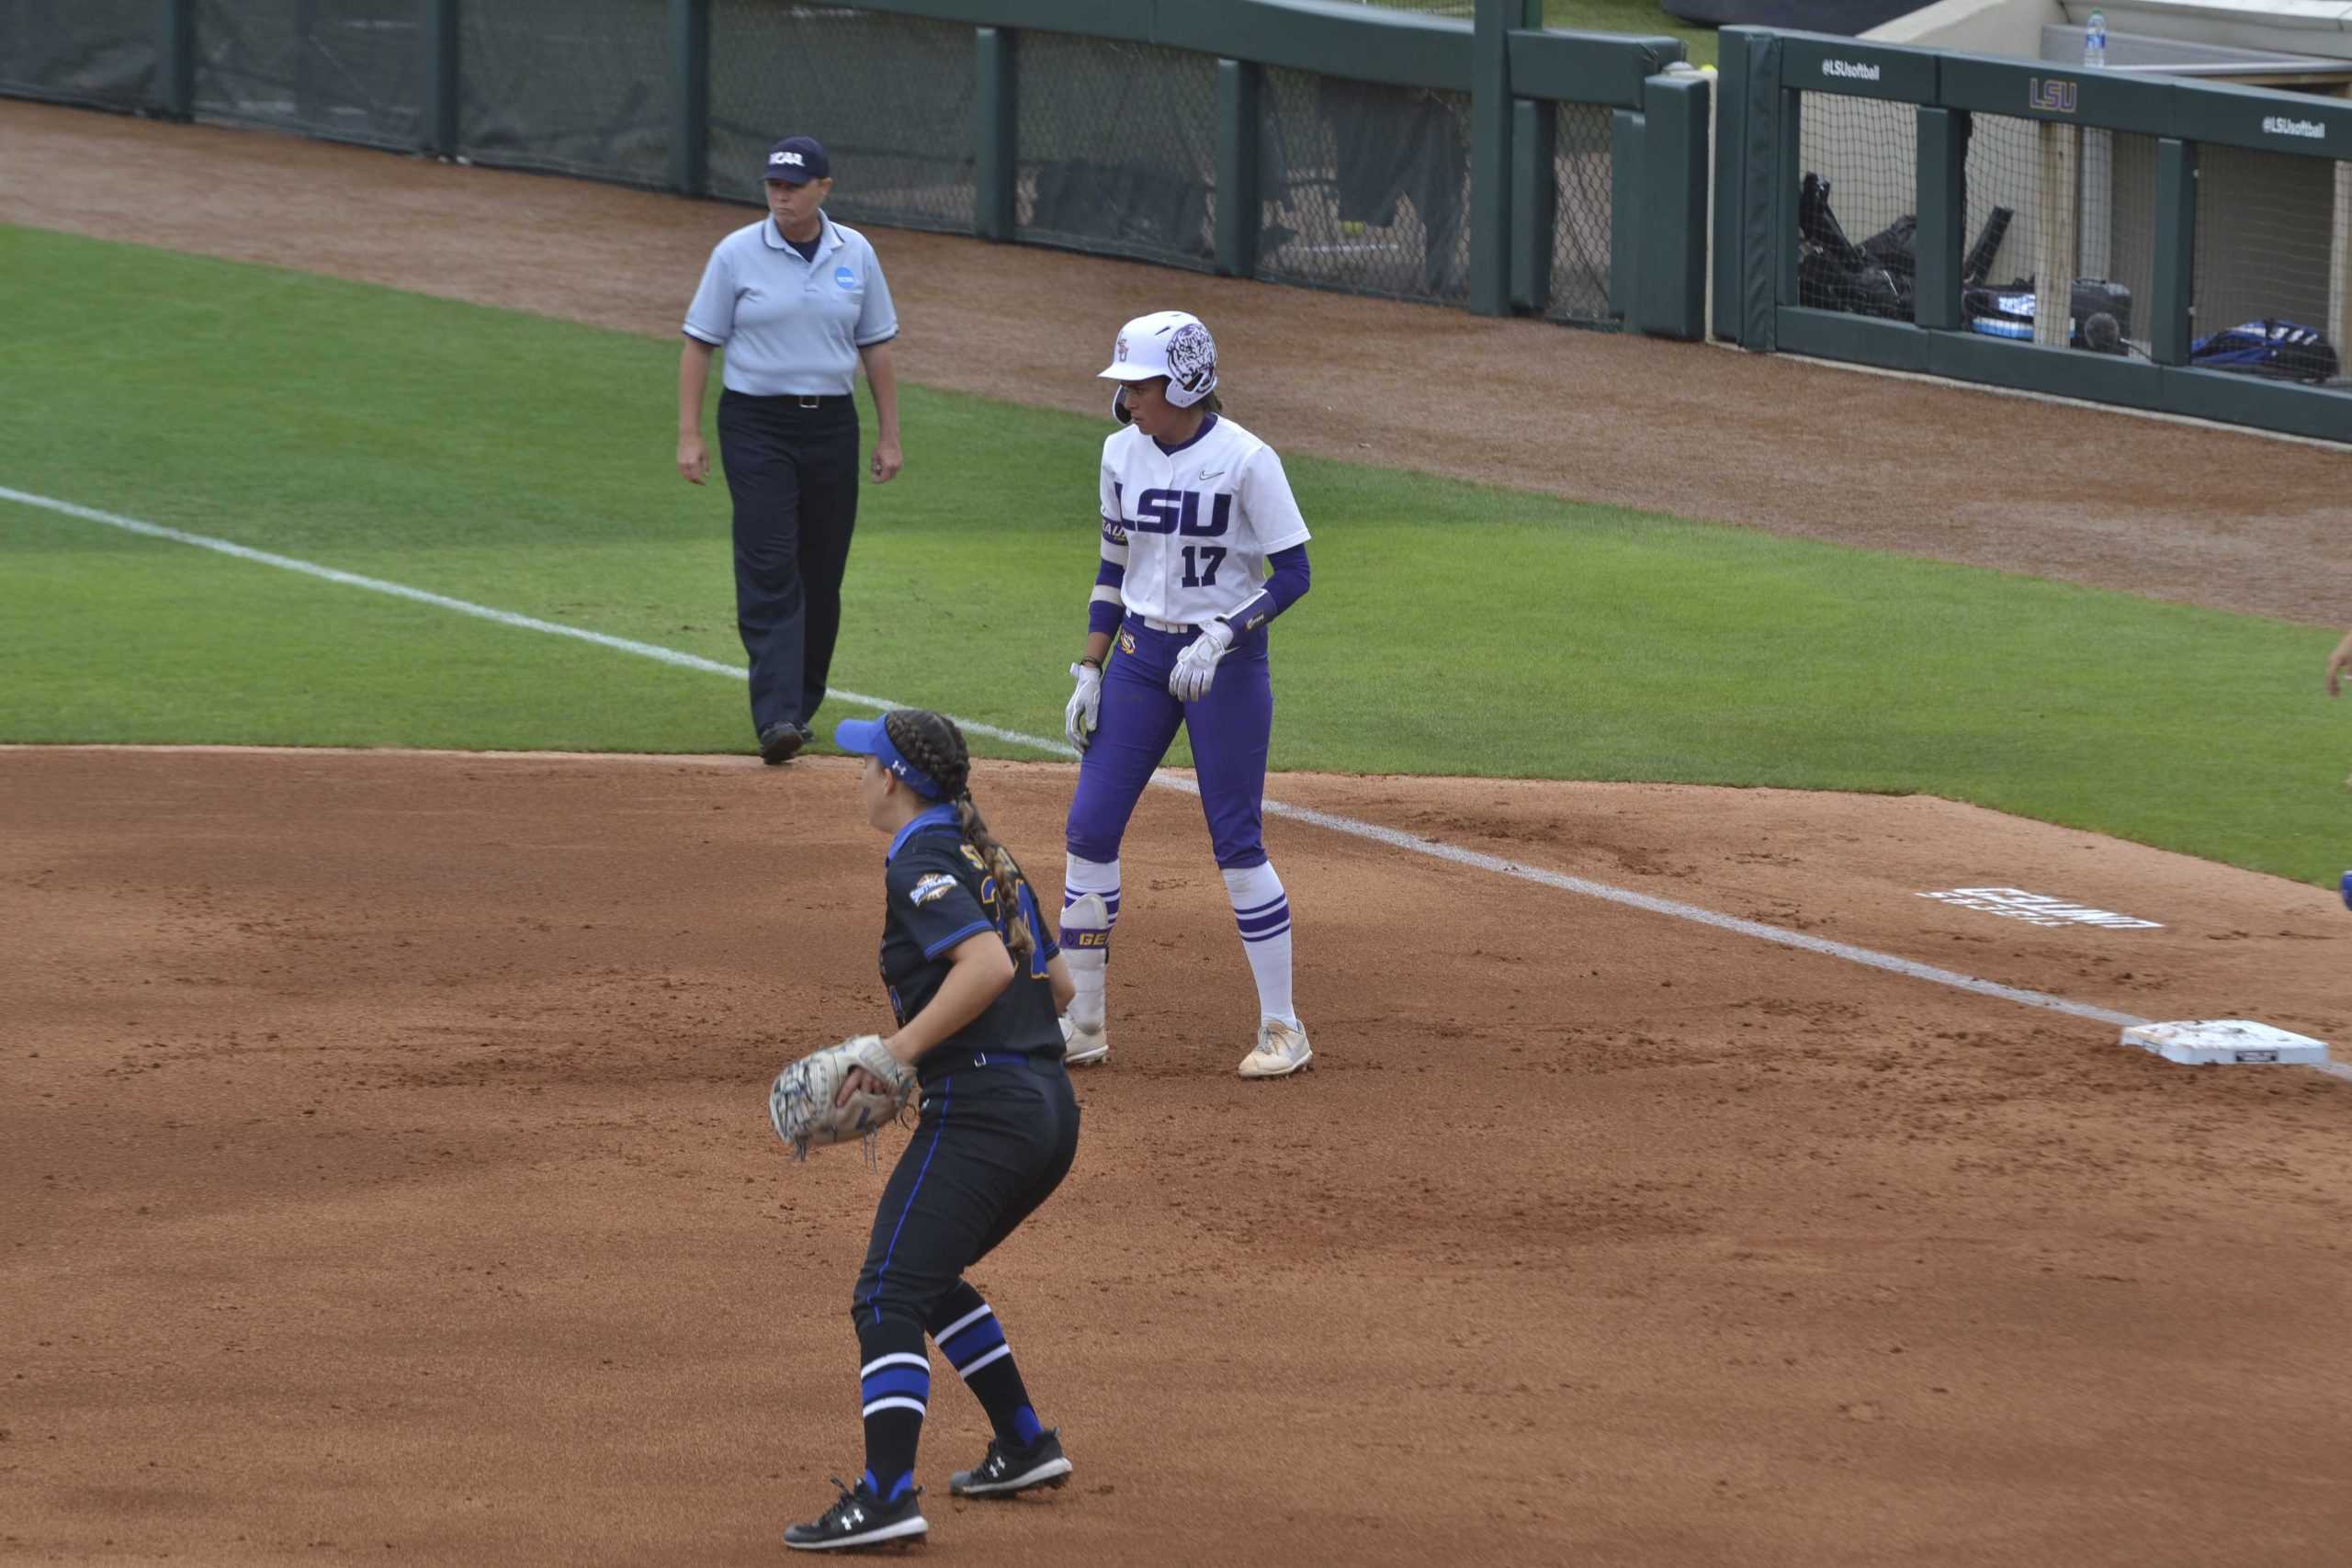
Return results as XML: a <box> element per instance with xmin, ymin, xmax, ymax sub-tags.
<box><xmin>783</xmin><ymin>1477</ymin><xmax>926</xmax><ymax>1551</ymax></box>
<box><xmin>758</xmin><ymin>723</ymin><xmax>807</xmax><ymax>766</ymax></box>
<box><xmin>949</xmin><ymin>1429</ymin><xmax>1072</xmax><ymax>1498</ymax></box>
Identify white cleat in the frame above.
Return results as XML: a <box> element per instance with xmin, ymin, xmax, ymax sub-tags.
<box><xmin>1060</xmin><ymin>1013</ymin><xmax>1110</xmax><ymax>1067</ymax></box>
<box><xmin>1238</xmin><ymin>1017</ymin><xmax>1312</xmax><ymax>1079</ymax></box>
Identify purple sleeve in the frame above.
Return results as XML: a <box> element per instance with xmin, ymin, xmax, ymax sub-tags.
<box><xmin>1264</xmin><ymin>544</ymin><xmax>1310</xmax><ymax>615</ymax></box>
<box><xmin>1216</xmin><ymin>544</ymin><xmax>1311</xmax><ymax>636</ymax></box>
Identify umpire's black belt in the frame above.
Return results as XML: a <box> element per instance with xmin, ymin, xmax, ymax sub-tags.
<box><xmin>731</xmin><ymin>391</ymin><xmax>854</xmax><ymax>411</ymax></box>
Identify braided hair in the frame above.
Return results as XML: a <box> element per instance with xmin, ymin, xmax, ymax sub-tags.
<box><xmin>883</xmin><ymin>710</ymin><xmax>1037</xmax><ymax>965</ymax></box>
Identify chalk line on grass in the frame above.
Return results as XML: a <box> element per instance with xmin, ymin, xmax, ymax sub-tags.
<box><xmin>8</xmin><ymin>482</ymin><xmax>2341</xmax><ymax>1077</ymax></box>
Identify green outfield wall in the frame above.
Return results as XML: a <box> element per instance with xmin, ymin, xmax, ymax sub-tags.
<box><xmin>2</xmin><ymin>0</ymin><xmax>1713</xmax><ymax>337</ymax></box>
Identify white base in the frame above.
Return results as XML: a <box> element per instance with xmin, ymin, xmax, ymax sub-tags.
<box><xmin>2120</xmin><ymin>1020</ymin><xmax>2331</xmax><ymax>1067</ymax></box>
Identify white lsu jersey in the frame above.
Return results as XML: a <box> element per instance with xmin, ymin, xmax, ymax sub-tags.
<box><xmin>1097</xmin><ymin>414</ymin><xmax>1312</xmax><ymax>627</ymax></box>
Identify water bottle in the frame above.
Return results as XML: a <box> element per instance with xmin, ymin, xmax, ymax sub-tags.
<box><xmin>2085</xmin><ymin>9</ymin><xmax>2108</xmax><ymax>69</ymax></box>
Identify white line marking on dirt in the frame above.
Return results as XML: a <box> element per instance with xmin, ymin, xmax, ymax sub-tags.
<box><xmin>8</xmin><ymin>484</ymin><xmax>2339</xmax><ymax>1074</ymax></box>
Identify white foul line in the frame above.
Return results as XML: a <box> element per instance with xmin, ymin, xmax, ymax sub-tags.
<box><xmin>7</xmin><ymin>483</ymin><xmax>2343</xmax><ymax>1079</ymax></box>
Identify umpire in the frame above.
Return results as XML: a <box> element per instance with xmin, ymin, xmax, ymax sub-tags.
<box><xmin>678</xmin><ymin>135</ymin><xmax>902</xmax><ymax>764</ymax></box>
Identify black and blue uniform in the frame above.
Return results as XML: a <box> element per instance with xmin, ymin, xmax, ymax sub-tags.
<box><xmin>844</xmin><ymin>801</ymin><xmax>1078</xmax><ymax>1507</ymax></box>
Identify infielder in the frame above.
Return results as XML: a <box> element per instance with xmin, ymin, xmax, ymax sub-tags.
<box><xmin>1058</xmin><ymin>310</ymin><xmax>1316</xmax><ymax>1078</ymax></box>
<box><xmin>782</xmin><ymin>710</ymin><xmax>1081</xmax><ymax>1551</ymax></box>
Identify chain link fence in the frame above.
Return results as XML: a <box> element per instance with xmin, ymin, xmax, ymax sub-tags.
<box><xmin>1546</xmin><ymin>103</ymin><xmax>1614</xmax><ymax>322</ymax></box>
<box><xmin>2193</xmin><ymin>144</ymin><xmax>2349</xmax><ymax>381</ymax></box>
<box><xmin>459</xmin><ymin>0</ymin><xmax>671</xmax><ymax>186</ymax></box>
<box><xmin>1014</xmin><ymin>35</ymin><xmax>1218</xmax><ymax>268</ymax></box>
<box><xmin>1</xmin><ymin>0</ymin><xmax>1683</xmax><ymax>331</ymax></box>
<box><xmin>1792</xmin><ymin>92</ymin><xmax>1917</xmax><ymax>320</ymax></box>
<box><xmin>1961</xmin><ymin>116</ymin><xmax>2154</xmax><ymax>355</ymax></box>
<box><xmin>1257</xmin><ymin>69</ymin><xmax>1473</xmax><ymax>303</ymax></box>
<box><xmin>192</xmin><ymin>0</ymin><xmax>424</xmax><ymax>149</ymax></box>
<box><xmin>709</xmin><ymin>4</ymin><xmax>974</xmax><ymax>233</ymax></box>
<box><xmin>0</xmin><ymin>0</ymin><xmax>155</xmax><ymax>109</ymax></box>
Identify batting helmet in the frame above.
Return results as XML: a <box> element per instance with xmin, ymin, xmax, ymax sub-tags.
<box><xmin>1100</xmin><ymin>310</ymin><xmax>1217</xmax><ymax>423</ymax></box>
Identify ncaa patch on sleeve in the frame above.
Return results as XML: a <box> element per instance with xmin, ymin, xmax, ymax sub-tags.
<box><xmin>910</xmin><ymin>873</ymin><xmax>957</xmax><ymax>907</ymax></box>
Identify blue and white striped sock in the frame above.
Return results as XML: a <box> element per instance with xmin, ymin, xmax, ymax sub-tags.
<box><xmin>855</xmin><ymin>1320</ymin><xmax>929</xmax><ymax>1503</ymax></box>
<box><xmin>931</xmin><ymin>1282</ymin><xmax>1044</xmax><ymax>1448</ymax></box>
<box><xmin>1222</xmin><ymin>862</ymin><xmax>1296</xmax><ymax>1026</ymax></box>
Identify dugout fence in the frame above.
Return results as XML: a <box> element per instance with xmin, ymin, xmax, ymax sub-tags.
<box><xmin>0</xmin><ymin>0</ymin><xmax>1715</xmax><ymax>338</ymax></box>
<box><xmin>1716</xmin><ymin>27</ymin><xmax>2352</xmax><ymax>442</ymax></box>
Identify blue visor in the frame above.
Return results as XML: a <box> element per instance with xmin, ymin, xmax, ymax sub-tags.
<box><xmin>833</xmin><ymin>716</ymin><xmax>949</xmax><ymax>801</ymax></box>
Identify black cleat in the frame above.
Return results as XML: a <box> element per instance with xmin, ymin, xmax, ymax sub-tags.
<box><xmin>783</xmin><ymin>1476</ymin><xmax>926</xmax><ymax>1551</ymax></box>
<box><xmin>759</xmin><ymin>723</ymin><xmax>807</xmax><ymax>766</ymax></box>
<box><xmin>949</xmin><ymin>1429</ymin><xmax>1072</xmax><ymax>1498</ymax></box>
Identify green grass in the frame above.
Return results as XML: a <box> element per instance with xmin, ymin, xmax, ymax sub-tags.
<box><xmin>1</xmin><ymin>226</ymin><xmax>2344</xmax><ymax>884</ymax></box>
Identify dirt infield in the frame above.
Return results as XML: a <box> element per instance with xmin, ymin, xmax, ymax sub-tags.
<box><xmin>4</xmin><ymin>97</ymin><xmax>2348</xmax><ymax>625</ymax></box>
<box><xmin>6</xmin><ymin>748</ymin><xmax>2350</xmax><ymax>1566</ymax></box>
<box><xmin>6</xmin><ymin>98</ymin><xmax>2352</xmax><ymax>1566</ymax></box>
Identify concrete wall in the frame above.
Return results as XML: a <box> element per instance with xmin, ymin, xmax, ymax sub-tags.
<box><xmin>1867</xmin><ymin>0</ymin><xmax>2063</xmax><ymax>55</ymax></box>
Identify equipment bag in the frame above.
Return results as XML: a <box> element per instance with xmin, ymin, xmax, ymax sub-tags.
<box><xmin>2188</xmin><ymin>319</ymin><xmax>2340</xmax><ymax>384</ymax></box>
<box><xmin>1962</xmin><ymin>277</ymin><xmax>2134</xmax><ymax>355</ymax></box>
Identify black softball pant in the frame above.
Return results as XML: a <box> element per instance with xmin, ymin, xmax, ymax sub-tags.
<box><xmin>716</xmin><ymin>390</ymin><xmax>861</xmax><ymax>735</ymax></box>
<box><xmin>853</xmin><ymin>1053</ymin><xmax>1080</xmax><ymax>1332</ymax></box>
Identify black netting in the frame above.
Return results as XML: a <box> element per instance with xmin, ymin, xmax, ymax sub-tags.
<box><xmin>2193</xmin><ymin>145</ymin><xmax>2348</xmax><ymax>384</ymax></box>
<box><xmin>1012</xmin><ymin>33</ymin><xmax>1216</xmax><ymax>269</ymax></box>
<box><xmin>192</xmin><ymin>0</ymin><xmax>423</xmax><ymax>149</ymax></box>
<box><xmin>1793</xmin><ymin>92</ymin><xmax>1917</xmax><ymax>321</ymax></box>
<box><xmin>1258</xmin><ymin>67</ymin><xmax>1471</xmax><ymax>303</ymax></box>
<box><xmin>1547</xmin><ymin>101</ymin><xmax>1613</xmax><ymax>323</ymax></box>
<box><xmin>458</xmin><ymin>0</ymin><xmax>671</xmax><ymax>185</ymax></box>
<box><xmin>1960</xmin><ymin>116</ymin><xmax>2154</xmax><ymax>356</ymax></box>
<box><xmin>0</xmin><ymin>0</ymin><xmax>156</xmax><ymax>108</ymax></box>
<box><xmin>708</xmin><ymin>4</ymin><xmax>974</xmax><ymax>232</ymax></box>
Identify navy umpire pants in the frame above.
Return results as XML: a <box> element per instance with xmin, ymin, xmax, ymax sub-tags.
<box><xmin>717</xmin><ymin>389</ymin><xmax>861</xmax><ymax>736</ymax></box>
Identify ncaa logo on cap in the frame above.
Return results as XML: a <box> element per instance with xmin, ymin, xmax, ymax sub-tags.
<box><xmin>770</xmin><ymin>151</ymin><xmax>804</xmax><ymax>168</ymax></box>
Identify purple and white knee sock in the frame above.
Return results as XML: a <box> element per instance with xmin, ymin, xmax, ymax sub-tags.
<box><xmin>1221</xmin><ymin>862</ymin><xmax>1296</xmax><ymax>1026</ymax></box>
<box><xmin>1062</xmin><ymin>854</ymin><xmax>1121</xmax><ymax>1032</ymax></box>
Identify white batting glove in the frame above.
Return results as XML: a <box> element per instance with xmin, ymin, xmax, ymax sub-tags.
<box><xmin>1066</xmin><ymin>660</ymin><xmax>1103</xmax><ymax>751</ymax></box>
<box><xmin>1167</xmin><ymin>620</ymin><xmax>1234</xmax><ymax>703</ymax></box>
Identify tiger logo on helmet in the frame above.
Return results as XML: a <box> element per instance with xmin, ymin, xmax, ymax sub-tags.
<box><xmin>1163</xmin><ymin>321</ymin><xmax>1217</xmax><ymax>400</ymax></box>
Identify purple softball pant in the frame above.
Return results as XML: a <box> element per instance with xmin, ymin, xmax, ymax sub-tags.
<box><xmin>1065</xmin><ymin>617</ymin><xmax>1272</xmax><ymax>871</ymax></box>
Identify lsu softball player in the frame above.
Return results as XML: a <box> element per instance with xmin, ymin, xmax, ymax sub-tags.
<box><xmin>1058</xmin><ymin>310</ymin><xmax>1315</xmax><ymax>1078</ymax></box>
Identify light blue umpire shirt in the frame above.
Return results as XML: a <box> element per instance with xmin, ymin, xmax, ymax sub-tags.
<box><xmin>682</xmin><ymin>212</ymin><xmax>898</xmax><ymax>397</ymax></box>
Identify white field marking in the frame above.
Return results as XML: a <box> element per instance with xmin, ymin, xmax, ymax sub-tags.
<box><xmin>7</xmin><ymin>483</ymin><xmax>2345</xmax><ymax>1080</ymax></box>
<box><xmin>0</xmin><ymin>485</ymin><xmax>1047</xmax><ymax>755</ymax></box>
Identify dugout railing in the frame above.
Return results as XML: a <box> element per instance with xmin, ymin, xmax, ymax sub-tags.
<box><xmin>1714</xmin><ymin>26</ymin><xmax>2352</xmax><ymax>442</ymax></box>
<box><xmin>0</xmin><ymin>0</ymin><xmax>1714</xmax><ymax>339</ymax></box>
